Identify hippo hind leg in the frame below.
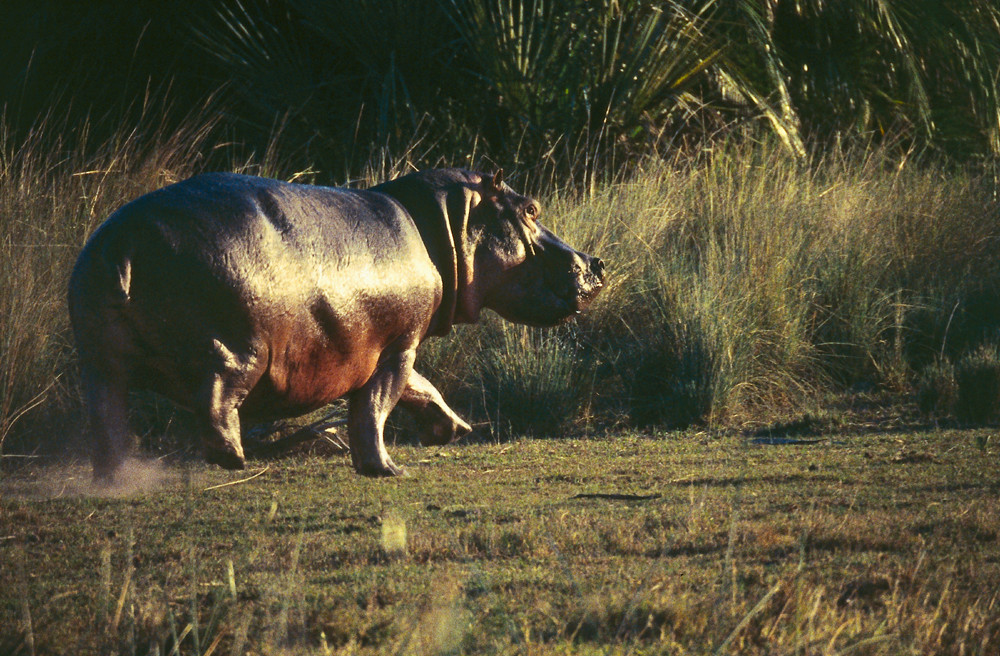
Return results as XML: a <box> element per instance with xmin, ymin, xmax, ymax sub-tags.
<box><xmin>195</xmin><ymin>339</ymin><xmax>262</xmax><ymax>470</ymax></box>
<box><xmin>82</xmin><ymin>365</ymin><xmax>133</xmax><ymax>484</ymax></box>
<box><xmin>198</xmin><ymin>376</ymin><xmax>246</xmax><ymax>470</ymax></box>
<box><xmin>398</xmin><ymin>370</ymin><xmax>472</xmax><ymax>446</ymax></box>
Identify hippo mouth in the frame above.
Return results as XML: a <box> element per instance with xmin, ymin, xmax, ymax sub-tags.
<box><xmin>486</xmin><ymin>254</ymin><xmax>605</xmax><ymax>327</ymax></box>
<box><xmin>540</xmin><ymin>278</ymin><xmax>604</xmax><ymax>326</ymax></box>
<box><xmin>552</xmin><ymin>283</ymin><xmax>601</xmax><ymax>318</ymax></box>
<box><xmin>550</xmin><ymin>260</ymin><xmax>605</xmax><ymax>319</ymax></box>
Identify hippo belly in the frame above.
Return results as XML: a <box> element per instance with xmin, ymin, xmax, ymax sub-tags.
<box><xmin>241</xmin><ymin>277</ymin><xmax>437</xmax><ymax>422</ymax></box>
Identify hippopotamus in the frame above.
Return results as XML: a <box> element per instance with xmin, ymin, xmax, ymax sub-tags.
<box><xmin>68</xmin><ymin>168</ymin><xmax>605</xmax><ymax>480</ymax></box>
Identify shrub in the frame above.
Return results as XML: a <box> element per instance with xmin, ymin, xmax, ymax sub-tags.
<box><xmin>916</xmin><ymin>358</ymin><xmax>958</xmax><ymax>418</ymax></box>
<box><xmin>955</xmin><ymin>345</ymin><xmax>1000</xmax><ymax>424</ymax></box>
<box><xmin>478</xmin><ymin>322</ymin><xmax>593</xmax><ymax>439</ymax></box>
<box><xmin>190</xmin><ymin>0</ymin><xmax>1000</xmax><ymax>184</ymax></box>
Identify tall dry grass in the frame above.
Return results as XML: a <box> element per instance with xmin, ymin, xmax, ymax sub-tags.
<box><xmin>424</xmin><ymin>137</ymin><xmax>1000</xmax><ymax>433</ymax></box>
<box><xmin>0</xmin><ymin>110</ymin><xmax>298</xmax><ymax>453</ymax></box>
<box><xmin>2</xmin><ymin>120</ymin><xmax>999</xmax><ymax>453</ymax></box>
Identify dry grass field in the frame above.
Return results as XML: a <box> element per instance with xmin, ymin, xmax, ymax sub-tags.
<box><xmin>2</xmin><ymin>423</ymin><xmax>998</xmax><ymax>654</ymax></box>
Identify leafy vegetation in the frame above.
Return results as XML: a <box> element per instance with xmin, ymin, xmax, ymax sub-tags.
<box><xmin>4</xmin><ymin>1</ymin><xmax>1000</xmax><ymax>182</ymax></box>
<box><xmin>183</xmin><ymin>0</ymin><xmax>1000</xmax><ymax>182</ymax></box>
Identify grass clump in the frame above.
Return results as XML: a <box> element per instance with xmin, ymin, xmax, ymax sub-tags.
<box><xmin>478</xmin><ymin>322</ymin><xmax>594</xmax><ymax>439</ymax></box>
<box><xmin>626</xmin><ymin>315</ymin><xmax>717</xmax><ymax>429</ymax></box>
<box><xmin>916</xmin><ymin>358</ymin><xmax>958</xmax><ymax>418</ymax></box>
<box><xmin>955</xmin><ymin>345</ymin><xmax>1000</xmax><ymax>424</ymax></box>
<box><xmin>539</xmin><ymin>138</ymin><xmax>1000</xmax><ymax>428</ymax></box>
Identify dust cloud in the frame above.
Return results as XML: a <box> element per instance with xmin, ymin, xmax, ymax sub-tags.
<box><xmin>1</xmin><ymin>457</ymin><xmax>184</xmax><ymax>499</ymax></box>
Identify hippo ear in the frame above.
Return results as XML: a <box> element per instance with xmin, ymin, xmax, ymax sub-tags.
<box><xmin>490</xmin><ymin>169</ymin><xmax>504</xmax><ymax>192</ymax></box>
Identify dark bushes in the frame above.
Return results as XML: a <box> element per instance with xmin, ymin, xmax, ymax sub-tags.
<box><xmin>955</xmin><ymin>346</ymin><xmax>1000</xmax><ymax>424</ymax></box>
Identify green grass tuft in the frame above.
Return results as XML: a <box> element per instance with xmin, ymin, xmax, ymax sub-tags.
<box><xmin>916</xmin><ymin>358</ymin><xmax>958</xmax><ymax>418</ymax></box>
<box><xmin>955</xmin><ymin>344</ymin><xmax>1000</xmax><ymax>424</ymax></box>
<box><xmin>478</xmin><ymin>322</ymin><xmax>594</xmax><ymax>439</ymax></box>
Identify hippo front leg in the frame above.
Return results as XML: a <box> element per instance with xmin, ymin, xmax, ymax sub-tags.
<box><xmin>347</xmin><ymin>346</ymin><xmax>415</xmax><ymax>477</ymax></box>
<box><xmin>399</xmin><ymin>371</ymin><xmax>472</xmax><ymax>446</ymax></box>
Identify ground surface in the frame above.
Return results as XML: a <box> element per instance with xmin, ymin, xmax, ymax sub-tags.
<box><xmin>1</xmin><ymin>428</ymin><xmax>999</xmax><ymax>654</ymax></box>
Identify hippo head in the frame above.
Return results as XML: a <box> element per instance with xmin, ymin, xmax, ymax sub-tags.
<box><xmin>377</xmin><ymin>168</ymin><xmax>605</xmax><ymax>333</ymax></box>
<box><xmin>462</xmin><ymin>170</ymin><xmax>605</xmax><ymax>326</ymax></box>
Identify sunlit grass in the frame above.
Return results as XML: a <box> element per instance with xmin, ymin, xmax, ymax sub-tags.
<box><xmin>423</xmin><ymin>137</ymin><xmax>1000</xmax><ymax>433</ymax></box>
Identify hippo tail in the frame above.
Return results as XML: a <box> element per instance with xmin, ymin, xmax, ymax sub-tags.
<box><xmin>68</xmin><ymin>229</ymin><xmax>134</xmax><ymax>320</ymax></box>
<box><xmin>106</xmin><ymin>255</ymin><xmax>132</xmax><ymax>305</ymax></box>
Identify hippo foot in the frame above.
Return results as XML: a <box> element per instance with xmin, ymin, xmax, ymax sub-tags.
<box><xmin>205</xmin><ymin>447</ymin><xmax>246</xmax><ymax>470</ymax></box>
<box><xmin>419</xmin><ymin>413</ymin><xmax>473</xmax><ymax>447</ymax></box>
<box><xmin>91</xmin><ymin>468</ymin><xmax>121</xmax><ymax>487</ymax></box>
<box><xmin>91</xmin><ymin>456</ymin><xmax>128</xmax><ymax>486</ymax></box>
<box><xmin>452</xmin><ymin>417</ymin><xmax>473</xmax><ymax>440</ymax></box>
<box><xmin>357</xmin><ymin>460</ymin><xmax>407</xmax><ymax>478</ymax></box>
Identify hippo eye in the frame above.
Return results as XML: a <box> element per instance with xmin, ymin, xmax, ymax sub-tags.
<box><xmin>524</xmin><ymin>204</ymin><xmax>538</xmax><ymax>222</ymax></box>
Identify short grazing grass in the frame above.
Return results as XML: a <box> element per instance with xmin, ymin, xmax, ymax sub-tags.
<box><xmin>2</xmin><ymin>428</ymin><xmax>998</xmax><ymax>654</ymax></box>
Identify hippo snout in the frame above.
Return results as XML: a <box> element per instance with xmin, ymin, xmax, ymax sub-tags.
<box><xmin>556</xmin><ymin>252</ymin><xmax>605</xmax><ymax>313</ymax></box>
<box><xmin>571</xmin><ymin>253</ymin><xmax>605</xmax><ymax>304</ymax></box>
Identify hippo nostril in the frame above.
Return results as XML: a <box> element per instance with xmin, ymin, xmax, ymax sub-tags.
<box><xmin>590</xmin><ymin>257</ymin><xmax>606</xmax><ymax>278</ymax></box>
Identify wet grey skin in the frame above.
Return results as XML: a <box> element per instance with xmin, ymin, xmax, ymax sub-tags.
<box><xmin>68</xmin><ymin>168</ymin><xmax>606</xmax><ymax>481</ymax></box>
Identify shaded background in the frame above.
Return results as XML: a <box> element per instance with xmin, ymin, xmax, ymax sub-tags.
<box><xmin>3</xmin><ymin>0</ymin><xmax>998</xmax><ymax>187</ymax></box>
